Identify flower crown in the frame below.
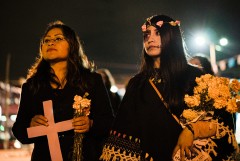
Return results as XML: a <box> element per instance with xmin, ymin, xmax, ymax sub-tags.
<box><xmin>141</xmin><ymin>20</ymin><xmax>180</xmax><ymax>32</ymax></box>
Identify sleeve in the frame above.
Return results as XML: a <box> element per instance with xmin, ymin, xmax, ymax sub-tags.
<box><xmin>112</xmin><ymin>77</ymin><xmax>138</xmax><ymax>134</ymax></box>
<box><xmin>100</xmin><ymin>76</ymin><xmax>147</xmax><ymax>161</ymax></box>
<box><xmin>89</xmin><ymin>73</ymin><xmax>114</xmax><ymax>137</ymax></box>
<box><xmin>12</xmin><ymin>83</ymin><xmax>35</xmax><ymax>144</ymax></box>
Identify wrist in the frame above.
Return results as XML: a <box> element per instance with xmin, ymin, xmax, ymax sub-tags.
<box><xmin>185</xmin><ymin>124</ymin><xmax>195</xmax><ymax>138</ymax></box>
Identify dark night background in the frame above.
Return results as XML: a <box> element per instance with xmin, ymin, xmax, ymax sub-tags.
<box><xmin>1</xmin><ymin>0</ymin><xmax>240</xmax><ymax>85</ymax></box>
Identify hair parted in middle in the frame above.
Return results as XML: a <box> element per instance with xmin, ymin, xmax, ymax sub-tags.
<box><xmin>27</xmin><ymin>20</ymin><xmax>94</xmax><ymax>93</ymax></box>
<box><xmin>140</xmin><ymin>14</ymin><xmax>192</xmax><ymax>116</ymax></box>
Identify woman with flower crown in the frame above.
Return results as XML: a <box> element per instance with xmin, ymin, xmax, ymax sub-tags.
<box><xmin>100</xmin><ymin>15</ymin><xmax>239</xmax><ymax>160</ymax></box>
<box><xmin>12</xmin><ymin>21</ymin><xmax>114</xmax><ymax>161</ymax></box>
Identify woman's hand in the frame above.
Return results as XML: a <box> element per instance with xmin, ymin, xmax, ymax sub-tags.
<box><xmin>72</xmin><ymin>116</ymin><xmax>92</xmax><ymax>133</ymax></box>
<box><xmin>172</xmin><ymin>127</ymin><xmax>194</xmax><ymax>161</ymax></box>
<box><xmin>30</xmin><ymin>115</ymin><xmax>48</xmax><ymax>127</ymax></box>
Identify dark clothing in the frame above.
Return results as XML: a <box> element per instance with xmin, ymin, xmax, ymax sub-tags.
<box><xmin>101</xmin><ymin>65</ymin><xmax>238</xmax><ymax>160</ymax></box>
<box><xmin>12</xmin><ymin>72</ymin><xmax>114</xmax><ymax>161</ymax></box>
<box><xmin>108</xmin><ymin>91</ymin><xmax>121</xmax><ymax>116</ymax></box>
<box><xmin>102</xmin><ymin>65</ymin><xmax>202</xmax><ymax>160</ymax></box>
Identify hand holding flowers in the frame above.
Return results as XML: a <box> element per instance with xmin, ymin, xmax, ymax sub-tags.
<box><xmin>72</xmin><ymin>92</ymin><xmax>91</xmax><ymax>161</ymax></box>
<box><xmin>181</xmin><ymin>74</ymin><xmax>240</xmax><ymax>124</ymax></box>
<box><xmin>177</xmin><ymin>74</ymin><xmax>240</xmax><ymax>160</ymax></box>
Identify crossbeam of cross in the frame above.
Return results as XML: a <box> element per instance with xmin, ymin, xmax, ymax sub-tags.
<box><xmin>27</xmin><ymin>100</ymin><xmax>73</xmax><ymax>161</ymax></box>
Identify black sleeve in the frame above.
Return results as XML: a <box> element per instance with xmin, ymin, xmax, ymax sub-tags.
<box><xmin>112</xmin><ymin>76</ymin><xmax>139</xmax><ymax>135</ymax></box>
<box><xmin>12</xmin><ymin>83</ymin><xmax>35</xmax><ymax>144</ymax></box>
<box><xmin>88</xmin><ymin>73</ymin><xmax>114</xmax><ymax>137</ymax></box>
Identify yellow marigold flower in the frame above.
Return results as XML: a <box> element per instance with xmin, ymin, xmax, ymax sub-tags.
<box><xmin>213</xmin><ymin>97</ymin><xmax>228</xmax><ymax>109</ymax></box>
<box><xmin>236</xmin><ymin>95</ymin><xmax>240</xmax><ymax>100</ymax></box>
<box><xmin>226</xmin><ymin>98</ymin><xmax>238</xmax><ymax>114</ymax></box>
<box><xmin>208</xmin><ymin>86</ymin><xmax>220</xmax><ymax>100</ymax></box>
<box><xmin>196</xmin><ymin>74</ymin><xmax>212</xmax><ymax>84</ymax></box>
<box><xmin>182</xmin><ymin>109</ymin><xmax>199</xmax><ymax>121</ymax></box>
<box><xmin>219</xmin><ymin>85</ymin><xmax>231</xmax><ymax>98</ymax></box>
<box><xmin>184</xmin><ymin>94</ymin><xmax>200</xmax><ymax>108</ymax></box>
<box><xmin>230</xmin><ymin>79</ymin><xmax>240</xmax><ymax>93</ymax></box>
<box><xmin>194</xmin><ymin>86</ymin><xmax>206</xmax><ymax>94</ymax></box>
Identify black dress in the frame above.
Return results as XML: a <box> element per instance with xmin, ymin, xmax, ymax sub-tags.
<box><xmin>12</xmin><ymin>72</ymin><xmax>114</xmax><ymax>161</ymax></box>
<box><xmin>100</xmin><ymin>65</ymin><xmax>238</xmax><ymax>160</ymax></box>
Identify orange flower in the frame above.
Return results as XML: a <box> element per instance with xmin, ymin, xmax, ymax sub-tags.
<box><xmin>182</xmin><ymin>74</ymin><xmax>240</xmax><ymax>121</ymax></box>
<box><xmin>184</xmin><ymin>94</ymin><xmax>200</xmax><ymax>108</ymax></box>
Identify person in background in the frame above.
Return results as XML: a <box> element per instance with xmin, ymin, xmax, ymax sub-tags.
<box><xmin>189</xmin><ymin>54</ymin><xmax>238</xmax><ymax>134</ymax></box>
<box><xmin>188</xmin><ymin>54</ymin><xmax>214</xmax><ymax>75</ymax></box>
<box><xmin>12</xmin><ymin>21</ymin><xmax>114</xmax><ymax>161</ymax></box>
<box><xmin>100</xmin><ymin>14</ymin><xmax>238</xmax><ymax>160</ymax></box>
<box><xmin>96</xmin><ymin>68</ymin><xmax>121</xmax><ymax>116</ymax></box>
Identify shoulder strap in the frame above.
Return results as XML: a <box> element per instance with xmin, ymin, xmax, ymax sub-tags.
<box><xmin>149</xmin><ymin>79</ymin><xmax>180</xmax><ymax>124</ymax></box>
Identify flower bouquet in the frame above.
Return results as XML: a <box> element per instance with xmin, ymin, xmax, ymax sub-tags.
<box><xmin>72</xmin><ymin>92</ymin><xmax>91</xmax><ymax>161</ymax></box>
<box><xmin>175</xmin><ymin>74</ymin><xmax>240</xmax><ymax>160</ymax></box>
<box><xmin>181</xmin><ymin>74</ymin><xmax>240</xmax><ymax>124</ymax></box>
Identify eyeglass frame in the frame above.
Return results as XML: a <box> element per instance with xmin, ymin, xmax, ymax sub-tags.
<box><xmin>42</xmin><ymin>36</ymin><xmax>66</xmax><ymax>45</ymax></box>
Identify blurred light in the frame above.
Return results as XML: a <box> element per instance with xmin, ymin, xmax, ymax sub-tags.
<box><xmin>219</xmin><ymin>38</ymin><xmax>228</xmax><ymax>46</ymax></box>
<box><xmin>237</xmin><ymin>55</ymin><xmax>240</xmax><ymax>65</ymax></box>
<box><xmin>219</xmin><ymin>60</ymin><xmax>227</xmax><ymax>71</ymax></box>
<box><xmin>0</xmin><ymin>131</ymin><xmax>10</xmax><ymax>140</ymax></box>
<box><xmin>195</xmin><ymin>36</ymin><xmax>206</xmax><ymax>46</ymax></box>
<box><xmin>110</xmin><ymin>85</ymin><xmax>118</xmax><ymax>93</ymax></box>
<box><xmin>0</xmin><ymin>125</ymin><xmax>4</xmax><ymax>131</ymax></box>
<box><xmin>228</xmin><ymin>58</ymin><xmax>236</xmax><ymax>68</ymax></box>
<box><xmin>118</xmin><ymin>88</ymin><xmax>126</xmax><ymax>97</ymax></box>
<box><xmin>1</xmin><ymin>115</ymin><xmax>6</xmax><ymax>121</ymax></box>
<box><xmin>215</xmin><ymin>45</ymin><xmax>222</xmax><ymax>51</ymax></box>
<box><xmin>14</xmin><ymin>97</ymin><xmax>20</xmax><ymax>104</ymax></box>
<box><xmin>6</xmin><ymin>98</ymin><xmax>11</xmax><ymax>105</ymax></box>
<box><xmin>14</xmin><ymin>140</ymin><xmax>22</xmax><ymax>149</ymax></box>
<box><xmin>10</xmin><ymin>115</ymin><xmax>17</xmax><ymax>121</ymax></box>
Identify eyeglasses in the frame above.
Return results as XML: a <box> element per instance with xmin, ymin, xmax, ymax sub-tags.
<box><xmin>42</xmin><ymin>36</ymin><xmax>66</xmax><ymax>45</ymax></box>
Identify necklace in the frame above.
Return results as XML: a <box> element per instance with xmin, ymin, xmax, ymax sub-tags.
<box><xmin>151</xmin><ymin>69</ymin><xmax>162</xmax><ymax>84</ymax></box>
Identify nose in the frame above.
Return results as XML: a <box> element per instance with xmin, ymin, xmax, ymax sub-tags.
<box><xmin>148</xmin><ymin>34</ymin><xmax>155</xmax><ymax>43</ymax></box>
<box><xmin>47</xmin><ymin>40</ymin><xmax>55</xmax><ymax>46</ymax></box>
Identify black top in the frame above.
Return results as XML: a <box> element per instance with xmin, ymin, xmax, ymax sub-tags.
<box><xmin>113</xmin><ymin>65</ymin><xmax>202</xmax><ymax>160</ymax></box>
<box><xmin>12</xmin><ymin>72</ymin><xmax>114</xmax><ymax>161</ymax></box>
<box><xmin>101</xmin><ymin>65</ymin><xmax>237</xmax><ymax>160</ymax></box>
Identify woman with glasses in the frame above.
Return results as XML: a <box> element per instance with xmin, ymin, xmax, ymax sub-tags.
<box><xmin>12</xmin><ymin>21</ymin><xmax>114</xmax><ymax>161</ymax></box>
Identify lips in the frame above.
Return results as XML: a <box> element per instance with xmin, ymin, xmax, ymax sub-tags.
<box><xmin>147</xmin><ymin>46</ymin><xmax>160</xmax><ymax>50</ymax></box>
<box><xmin>47</xmin><ymin>48</ymin><xmax>57</xmax><ymax>52</ymax></box>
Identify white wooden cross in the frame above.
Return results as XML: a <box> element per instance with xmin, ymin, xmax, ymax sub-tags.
<box><xmin>27</xmin><ymin>100</ymin><xmax>73</xmax><ymax>161</ymax></box>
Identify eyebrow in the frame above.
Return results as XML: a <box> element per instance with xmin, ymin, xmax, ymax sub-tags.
<box><xmin>44</xmin><ymin>34</ymin><xmax>64</xmax><ymax>37</ymax></box>
<box><xmin>145</xmin><ymin>28</ymin><xmax>158</xmax><ymax>32</ymax></box>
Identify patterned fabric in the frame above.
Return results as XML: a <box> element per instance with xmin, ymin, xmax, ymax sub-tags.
<box><xmin>177</xmin><ymin>118</ymin><xmax>239</xmax><ymax>161</ymax></box>
<box><xmin>100</xmin><ymin>131</ymin><xmax>153</xmax><ymax>161</ymax></box>
<box><xmin>100</xmin><ymin>66</ymin><xmax>239</xmax><ymax>160</ymax></box>
<box><xmin>195</xmin><ymin>119</ymin><xmax>239</xmax><ymax>160</ymax></box>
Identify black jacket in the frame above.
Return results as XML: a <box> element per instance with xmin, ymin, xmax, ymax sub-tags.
<box><xmin>12</xmin><ymin>72</ymin><xmax>114</xmax><ymax>161</ymax></box>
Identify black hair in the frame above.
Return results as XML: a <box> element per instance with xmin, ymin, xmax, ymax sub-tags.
<box><xmin>27</xmin><ymin>20</ymin><xmax>93</xmax><ymax>94</ymax></box>
<box><xmin>140</xmin><ymin>15</ymin><xmax>191</xmax><ymax>116</ymax></box>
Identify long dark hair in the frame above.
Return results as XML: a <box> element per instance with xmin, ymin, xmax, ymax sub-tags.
<box><xmin>140</xmin><ymin>15</ymin><xmax>189</xmax><ymax>115</ymax></box>
<box><xmin>27</xmin><ymin>21</ymin><xmax>93</xmax><ymax>94</ymax></box>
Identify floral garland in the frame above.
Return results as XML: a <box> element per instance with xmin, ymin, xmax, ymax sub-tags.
<box><xmin>72</xmin><ymin>92</ymin><xmax>91</xmax><ymax>161</ymax></box>
<box><xmin>141</xmin><ymin>20</ymin><xmax>180</xmax><ymax>32</ymax></box>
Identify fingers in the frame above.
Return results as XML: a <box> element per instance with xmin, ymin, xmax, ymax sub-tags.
<box><xmin>72</xmin><ymin>116</ymin><xmax>90</xmax><ymax>133</ymax></box>
<box><xmin>172</xmin><ymin>145</ymin><xmax>192</xmax><ymax>161</ymax></box>
<box><xmin>184</xmin><ymin>146</ymin><xmax>191</xmax><ymax>159</ymax></box>
<box><xmin>172</xmin><ymin>145</ymin><xmax>180</xmax><ymax>158</ymax></box>
<box><xmin>30</xmin><ymin>115</ymin><xmax>48</xmax><ymax>127</ymax></box>
<box><xmin>180</xmin><ymin>146</ymin><xmax>185</xmax><ymax>161</ymax></box>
